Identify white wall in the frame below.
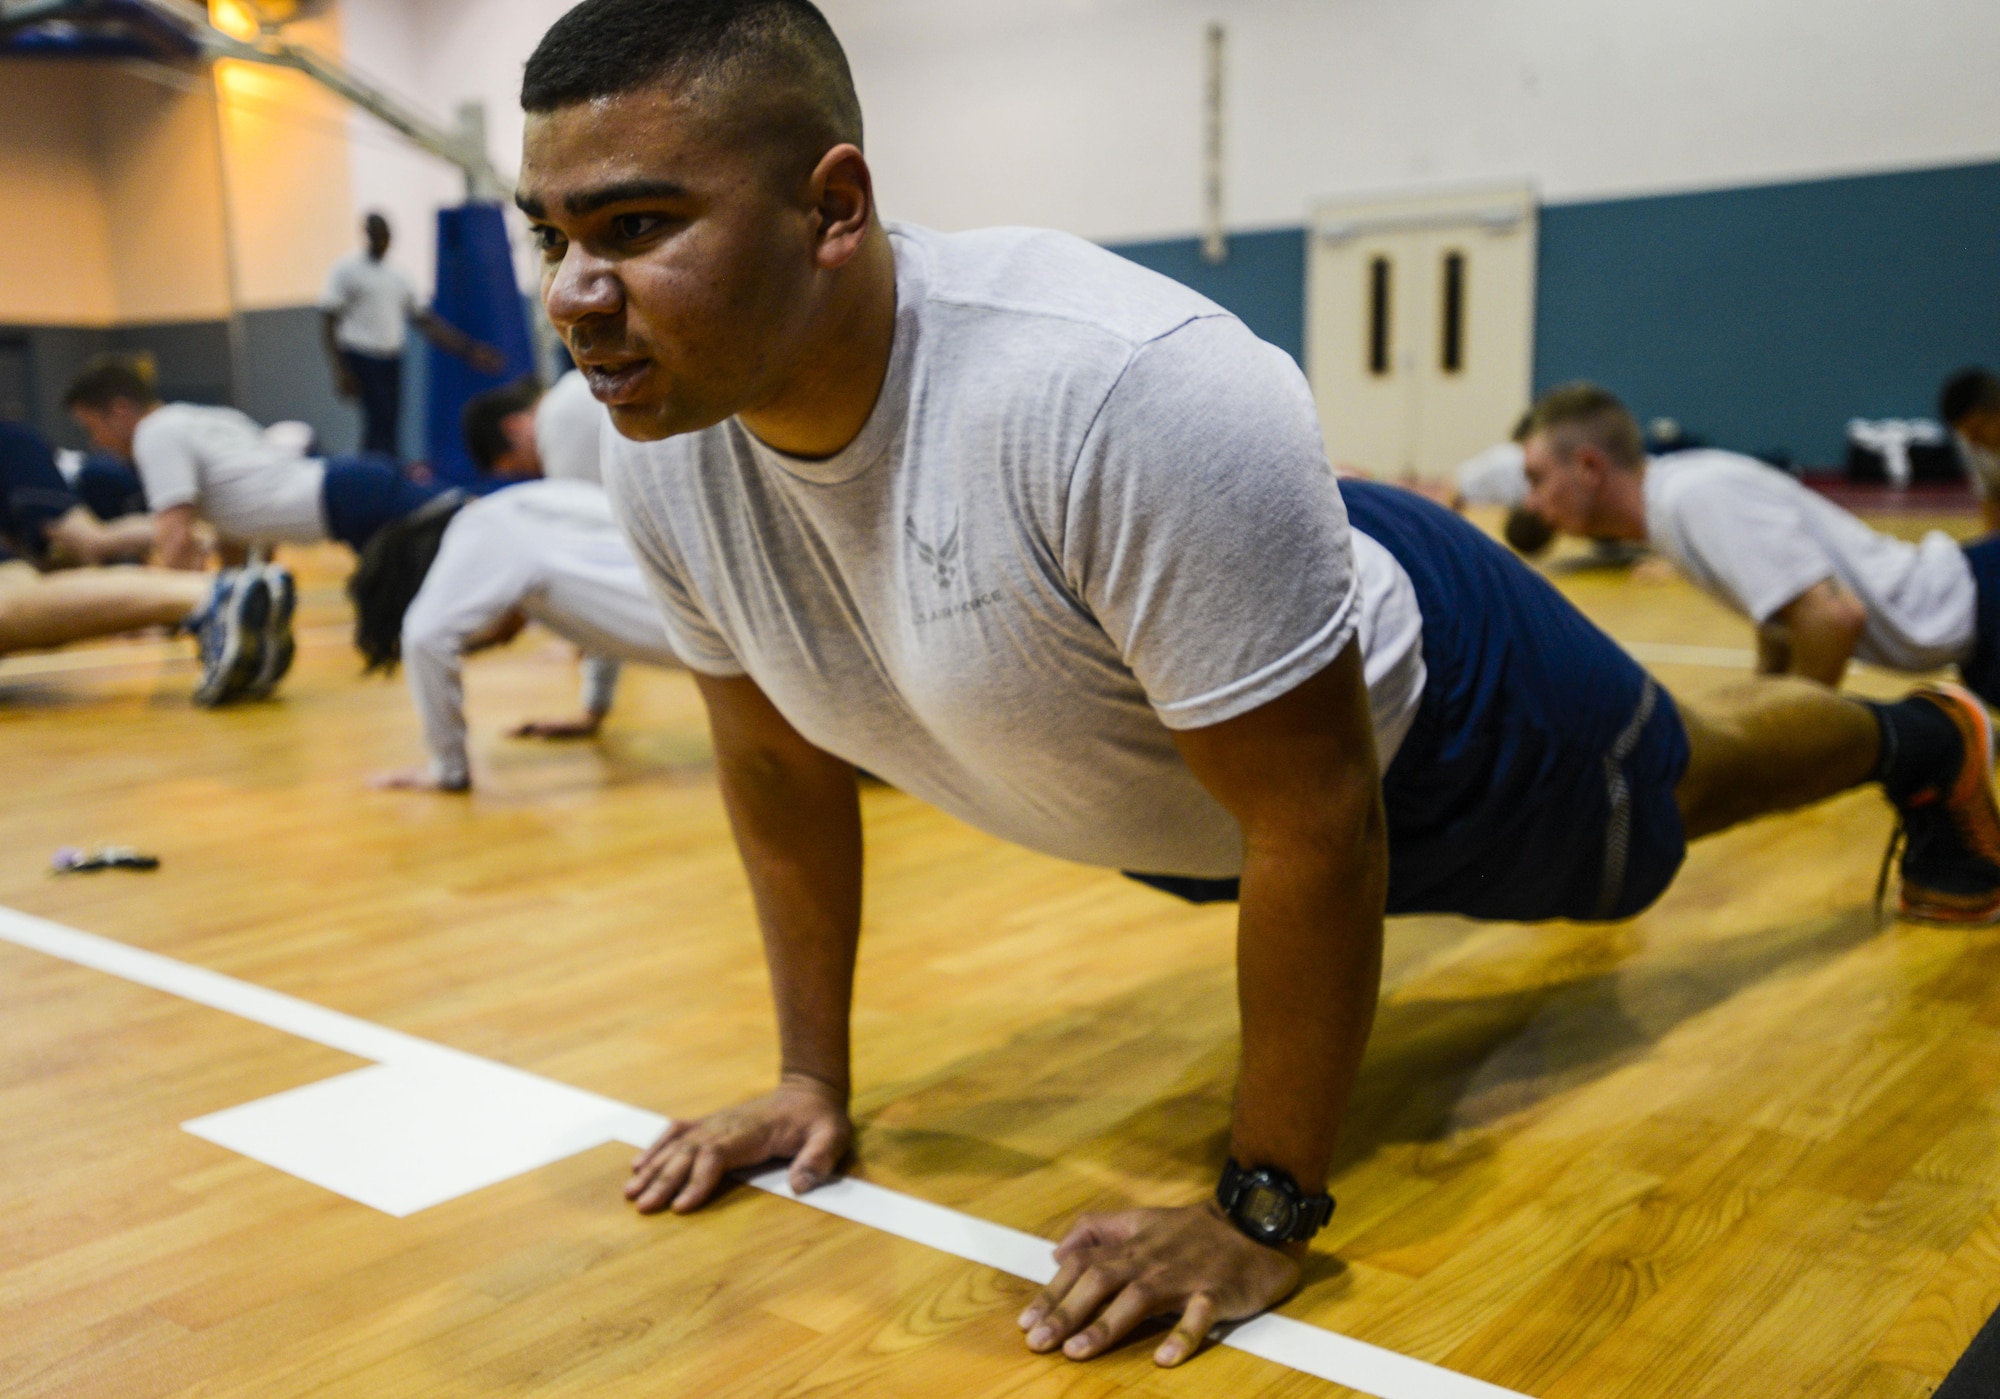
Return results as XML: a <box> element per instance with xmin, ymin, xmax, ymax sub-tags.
<box><xmin>340</xmin><ymin>0</ymin><xmax>459</xmax><ymax>294</ymax></box>
<box><xmin>341</xmin><ymin>0</ymin><xmax>575</xmax><ymax>295</ymax></box>
<box><xmin>838</xmin><ymin>0</ymin><xmax>2000</xmax><ymax>240</ymax></box>
<box><xmin>342</xmin><ymin>0</ymin><xmax>2000</xmax><ymax>250</ymax></box>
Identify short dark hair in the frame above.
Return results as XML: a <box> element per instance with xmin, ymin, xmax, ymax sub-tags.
<box><xmin>462</xmin><ymin>376</ymin><xmax>544</xmax><ymax>471</ymax></box>
<box><xmin>1526</xmin><ymin>381</ymin><xmax>1645</xmax><ymax>469</ymax></box>
<box><xmin>62</xmin><ymin>356</ymin><xmax>158</xmax><ymax>412</ymax></box>
<box><xmin>347</xmin><ymin>492</ymin><xmax>470</xmax><ymax>672</ymax></box>
<box><xmin>522</xmin><ymin>0</ymin><xmax>862</xmax><ymax>166</ymax></box>
<box><xmin>1940</xmin><ymin>367</ymin><xmax>2000</xmax><ymax>426</ymax></box>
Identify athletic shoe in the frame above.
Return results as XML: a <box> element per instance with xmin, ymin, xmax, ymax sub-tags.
<box><xmin>1892</xmin><ymin>685</ymin><xmax>2000</xmax><ymax>925</ymax></box>
<box><xmin>244</xmin><ymin>563</ymin><xmax>296</xmax><ymax>698</ymax></box>
<box><xmin>188</xmin><ymin>569</ymin><xmax>270</xmax><ymax>708</ymax></box>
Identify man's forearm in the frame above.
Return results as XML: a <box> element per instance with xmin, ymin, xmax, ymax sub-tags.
<box><xmin>1228</xmin><ymin>784</ymin><xmax>1388</xmax><ymax>1194</ymax></box>
<box><xmin>413</xmin><ymin>311</ymin><xmax>485</xmax><ymax>363</ymax></box>
<box><xmin>713</xmin><ymin>741</ymin><xmax>864</xmax><ymax>1094</ymax></box>
<box><xmin>405</xmin><ymin>637</ymin><xmax>472</xmax><ymax>790</ymax></box>
<box><xmin>319</xmin><ymin>314</ymin><xmax>346</xmax><ymax>376</ymax></box>
<box><xmin>1756</xmin><ymin>622</ymin><xmax>1792</xmax><ymax>676</ymax></box>
<box><xmin>1788</xmin><ymin>622</ymin><xmax>1856</xmax><ymax>687</ymax></box>
<box><xmin>153</xmin><ymin>508</ymin><xmax>205</xmax><ymax>571</ymax></box>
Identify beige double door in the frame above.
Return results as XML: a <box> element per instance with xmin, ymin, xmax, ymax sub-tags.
<box><xmin>1306</xmin><ymin>186</ymin><xmax>1537</xmax><ymax>482</ymax></box>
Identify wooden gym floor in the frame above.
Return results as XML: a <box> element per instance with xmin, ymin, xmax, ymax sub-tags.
<box><xmin>5</xmin><ymin>509</ymin><xmax>1999</xmax><ymax>1398</ymax></box>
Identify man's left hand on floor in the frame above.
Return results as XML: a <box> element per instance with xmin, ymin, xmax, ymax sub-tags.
<box><xmin>1018</xmin><ymin>1201</ymin><xmax>1301</xmax><ymax>1367</ymax></box>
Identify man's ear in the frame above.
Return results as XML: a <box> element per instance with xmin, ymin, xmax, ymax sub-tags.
<box><xmin>1575</xmin><ymin>444</ymin><xmax>1611</xmax><ymax>492</ymax></box>
<box><xmin>808</xmin><ymin>144</ymin><xmax>874</xmax><ymax>271</ymax></box>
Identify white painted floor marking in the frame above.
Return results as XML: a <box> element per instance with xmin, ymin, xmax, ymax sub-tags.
<box><xmin>186</xmin><ymin>1061</ymin><xmax>658</xmax><ymax>1218</ymax></box>
<box><xmin>0</xmin><ymin>905</ymin><xmax>1530</xmax><ymax>1399</ymax></box>
<box><xmin>1619</xmin><ymin>640</ymin><xmax>1756</xmax><ymax>668</ymax></box>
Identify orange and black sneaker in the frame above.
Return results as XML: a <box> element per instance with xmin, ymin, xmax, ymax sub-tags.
<box><xmin>1894</xmin><ymin>685</ymin><xmax>2000</xmax><ymax>925</ymax></box>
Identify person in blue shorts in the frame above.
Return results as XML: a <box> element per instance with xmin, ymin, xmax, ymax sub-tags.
<box><xmin>62</xmin><ymin>358</ymin><xmax>445</xmax><ymax>569</ymax></box>
<box><xmin>0</xmin><ymin>420</ymin><xmax>154</xmax><ymax>569</ymax></box>
<box><xmin>516</xmin><ymin>0</ymin><xmax>2000</xmax><ymax>1370</ymax></box>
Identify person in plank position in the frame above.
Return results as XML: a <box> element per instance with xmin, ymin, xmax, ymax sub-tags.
<box><xmin>63</xmin><ymin>359</ymin><xmax>446</xmax><ymax>573</ymax></box>
<box><xmin>350</xmin><ymin>478</ymin><xmax>680</xmax><ymax>792</ymax></box>
<box><xmin>1520</xmin><ymin>382</ymin><xmax>2000</xmax><ymax>705</ymax></box>
<box><xmin>460</xmin><ymin>369</ymin><xmax>609</xmax><ymax>486</ymax></box>
<box><xmin>518</xmin><ymin>0</ymin><xmax>2000</xmax><ymax>1368</ymax></box>
<box><xmin>0</xmin><ymin>414</ymin><xmax>291</xmax><ymax>705</ymax></box>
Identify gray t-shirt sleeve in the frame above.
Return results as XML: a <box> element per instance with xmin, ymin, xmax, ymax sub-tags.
<box><xmin>1062</xmin><ymin>315</ymin><xmax>1360</xmax><ymax>730</ymax></box>
<box><xmin>608</xmin><ymin>468</ymin><xmax>746</xmax><ymax>678</ymax></box>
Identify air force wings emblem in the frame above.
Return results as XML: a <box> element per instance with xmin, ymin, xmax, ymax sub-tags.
<box><xmin>904</xmin><ymin>514</ymin><xmax>961</xmax><ymax>589</ymax></box>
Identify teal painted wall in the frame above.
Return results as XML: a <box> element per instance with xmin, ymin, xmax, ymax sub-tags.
<box><xmin>1535</xmin><ymin>160</ymin><xmax>2000</xmax><ymax>466</ymax></box>
<box><xmin>1107</xmin><ymin>159</ymin><xmax>2000</xmax><ymax>468</ymax></box>
<box><xmin>1104</xmin><ymin>228</ymin><xmax>1308</xmax><ymax>366</ymax></box>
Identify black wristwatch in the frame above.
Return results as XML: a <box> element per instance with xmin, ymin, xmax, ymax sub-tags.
<box><xmin>1215</xmin><ymin>1158</ymin><xmax>1334</xmax><ymax>1246</ymax></box>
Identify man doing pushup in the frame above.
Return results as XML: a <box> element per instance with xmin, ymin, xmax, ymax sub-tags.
<box><xmin>518</xmin><ymin>0</ymin><xmax>2000</xmax><ymax>1368</ymax></box>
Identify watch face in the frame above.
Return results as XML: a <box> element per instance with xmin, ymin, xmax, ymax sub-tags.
<box><xmin>1239</xmin><ymin>1182</ymin><xmax>1299</xmax><ymax>1241</ymax></box>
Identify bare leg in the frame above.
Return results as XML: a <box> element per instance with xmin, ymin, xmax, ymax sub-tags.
<box><xmin>1675</xmin><ymin>677</ymin><xmax>1881</xmax><ymax>839</ymax></box>
<box><xmin>0</xmin><ymin>569</ymin><xmax>210</xmax><ymax>655</ymax></box>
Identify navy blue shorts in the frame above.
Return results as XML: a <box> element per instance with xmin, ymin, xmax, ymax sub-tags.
<box><xmin>74</xmin><ymin>455</ymin><xmax>148</xmax><ymax>522</ymax></box>
<box><xmin>1128</xmin><ymin>482</ymin><xmax>1691</xmax><ymax>923</ymax></box>
<box><xmin>320</xmin><ymin>454</ymin><xmax>443</xmax><ymax>553</ymax></box>
<box><xmin>1958</xmin><ymin>536</ymin><xmax>2000</xmax><ymax>710</ymax></box>
<box><xmin>0</xmin><ymin>422</ymin><xmax>82</xmax><ymax>566</ymax></box>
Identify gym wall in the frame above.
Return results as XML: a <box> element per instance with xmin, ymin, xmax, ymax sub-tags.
<box><xmin>1106</xmin><ymin>157</ymin><xmax>2000</xmax><ymax>468</ymax></box>
<box><xmin>0</xmin><ymin>3</ymin><xmax>361</xmax><ymax>454</ymax></box>
<box><xmin>339</xmin><ymin>0</ymin><xmax>1999</xmax><ymax>468</ymax></box>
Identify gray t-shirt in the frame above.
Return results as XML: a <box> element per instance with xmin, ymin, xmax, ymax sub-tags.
<box><xmin>1645</xmin><ymin>449</ymin><xmax>1975</xmax><ymax>671</ymax></box>
<box><xmin>607</xmin><ymin>223</ymin><xmax>1425</xmax><ymax>878</ymax></box>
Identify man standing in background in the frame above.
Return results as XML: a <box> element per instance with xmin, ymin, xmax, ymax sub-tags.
<box><xmin>319</xmin><ymin>212</ymin><xmax>506</xmax><ymax>459</ymax></box>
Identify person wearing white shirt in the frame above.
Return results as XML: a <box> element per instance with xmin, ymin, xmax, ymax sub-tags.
<box><xmin>1521</xmin><ymin>380</ymin><xmax>2000</xmax><ymax>704</ymax></box>
<box><xmin>63</xmin><ymin>359</ymin><xmax>445</xmax><ymax>568</ymax></box>
<box><xmin>348</xmin><ymin>480</ymin><xmax>680</xmax><ymax>792</ymax></box>
<box><xmin>459</xmin><ymin>369</ymin><xmax>608</xmax><ymax>485</ymax></box>
<box><xmin>1943</xmin><ymin>367</ymin><xmax>2000</xmax><ymax>536</ymax></box>
<box><xmin>1454</xmin><ymin>440</ymin><xmax>1529</xmax><ymax>509</ymax></box>
<box><xmin>535</xmin><ymin>370</ymin><xmax>609</xmax><ymax>484</ymax></box>
<box><xmin>318</xmin><ymin>212</ymin><xmax>506</xmax><ymax>458</ymax></box>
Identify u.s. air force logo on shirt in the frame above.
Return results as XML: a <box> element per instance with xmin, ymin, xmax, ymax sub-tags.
<box><xmin>903</xmin><ymin>513</ymin><xmax>960</xmax><ymax>588</ymax></box>
<box><xmin>904</xmin><ymin>511</ymin><xmax>1003</xmax><ymax>626</ymax></box>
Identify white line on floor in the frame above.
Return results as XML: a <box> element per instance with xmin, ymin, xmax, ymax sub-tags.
<box><xmin>1618</xmin><ymin>640</ymin><xmax>1757</xmax><ymax>668</ymax></box>
<box><xmin>0</xmin><ymin>904</ymin><xmax>1526</xmax><ymax>1399</ymax></box>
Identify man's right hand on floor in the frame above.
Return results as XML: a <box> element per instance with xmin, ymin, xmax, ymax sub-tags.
<box><xmin>626</xmin><ymin>1074</ymin><xmax>852</xmax><ymax>1214</ymax></box>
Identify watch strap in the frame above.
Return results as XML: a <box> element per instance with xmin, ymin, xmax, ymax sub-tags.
<box><xmin>1216</xmin><ymin>1157</ymin><xmax>1335</xmax><ymax>1244</ymax></box>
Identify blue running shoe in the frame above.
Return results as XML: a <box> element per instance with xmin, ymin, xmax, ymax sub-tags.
<box><xmin>189</xmin><ymin>569</ymin><xmax>270</xmax><ymax>708</ymax></box>
<box><xmin>245</xmin><ymin>564</ymin><xmax>296</xmax><ymax>698</ymax></box>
